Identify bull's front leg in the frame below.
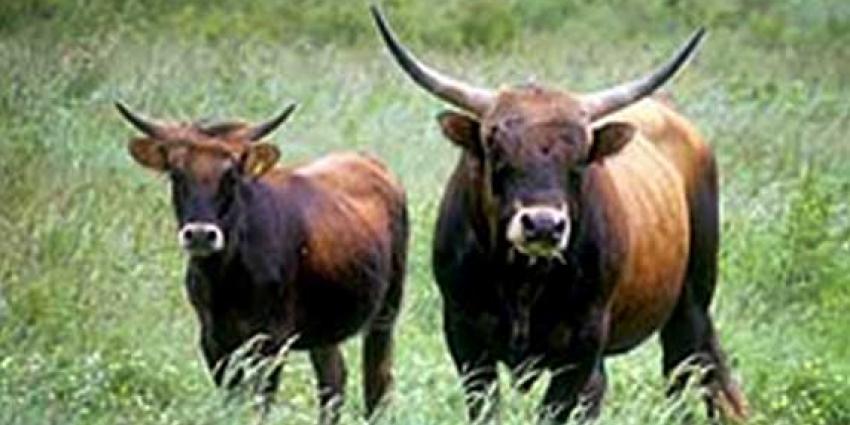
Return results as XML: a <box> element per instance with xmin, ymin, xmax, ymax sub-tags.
<box><xmin>444</xmin><ymin>307</ymin><xmax>500</xmax><ymax>424</ymax></box>
<box><xmin>539</xmin><ymin>308</ymin><xmax>608</xmax><ymax>424</ymax></box>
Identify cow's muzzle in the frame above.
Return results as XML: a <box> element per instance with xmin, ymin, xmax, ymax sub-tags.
<box><xmin>506</xmin><ymin>203</ymin><xmax>570</xmax><ymax>261</ymax></box>
<box><xmin>178</xmin><ymin>222</ymin><xmax>224</xmax><ymax>257</ymax></box>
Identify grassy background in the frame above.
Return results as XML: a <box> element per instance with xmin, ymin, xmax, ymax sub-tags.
<box><xmin>1</xmin><ymin>1</ymin><xmax>849</xmax><ymax>424</ymax></box>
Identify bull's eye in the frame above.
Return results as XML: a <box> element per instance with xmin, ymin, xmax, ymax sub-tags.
<box><xmin>490</xmin><ymin>160</ymin><xmax>515</xmax><ymax>193</ymax></box>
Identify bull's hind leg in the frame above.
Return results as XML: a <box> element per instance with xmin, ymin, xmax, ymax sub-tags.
<box><xmin>362</xmin><ymin>265</ymin><xmax>404</xmax><ymax>418</ymax></box>
<box><xmin>659</xmin><ymin>303</ymin><xmax>747</xmax><ymax>422</ymax></box>
<box><xmin>659</xmin><ymin>166</ymin><xmax>748</xmax><ymax>422</ymax></box>
<box><xmin>310</xmin><ymin>345</ymin><xmax>347</xmax><ymax>425</ymax></box>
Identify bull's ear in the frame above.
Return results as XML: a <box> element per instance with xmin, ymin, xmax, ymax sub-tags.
<box><xmin>243</xmin><ymin>143</ymin><xmax>280</xmax><ymax>178</ymax></box>
<box><xmin>588</xmin><ymin>122</ymin><xmax>635</xmax><ymax>163</ymax></box>
<box><xmin>128</xmin><ymin>138</ymin><xmax>168</xmax><ymax>171</ymax></box>
<box><xmin>438</xmin><ymin>111</ymin><xmax>482</xmax><ymax>155</ymax></box>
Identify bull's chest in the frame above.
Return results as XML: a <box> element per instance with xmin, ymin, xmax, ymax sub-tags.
<box><xmin>468</xmin><ymin>305</ymin><xmax>575</xmax><ymax>364</ymax></box>
<box><xmin>462</xmin><ymin>278</ymin><xmax>586</xmax><ymax>364</ymax></box>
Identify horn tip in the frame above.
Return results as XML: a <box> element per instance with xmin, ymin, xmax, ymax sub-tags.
<box><xmin>689</xmin><ymin>27</ymin><xmax>708</xmax><ymax>50</ymax></box>
<box><xmin>114</xmin><ymin>100</ymin><xmax>128</xmax><ymax>113</ymax></box>
<box><xmin>369</xmin><ymin>4</ymin><xmax>383</xmax><ymax>21</ymax></box>
<box><xmin>369</xmin><ymin>3</ymin><xmax>395</xmax><ymax>43</ymax></box>
<box><xmin>278</xmin><ymin>103</ymin><xmax>298</xmax><ymax>122</ymax></box>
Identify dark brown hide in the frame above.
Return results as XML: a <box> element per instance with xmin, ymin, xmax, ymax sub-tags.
<box><xmin>120</xmin><ymin>108</ymin><xmax>408</xmax><ymax>425</ymax></box>
<box><xmin>433</xmin><ymin>92</ymin><xmax>747</xmax><ymax>423</ymax></box>
<box><xmin>369</xmin><ymin>7</ymin><xmax>747</xmax><ymax>423</ymax></box>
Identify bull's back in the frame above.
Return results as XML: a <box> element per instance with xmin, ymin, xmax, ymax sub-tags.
<box><xmin>598</xmin><ymin>99</ymin><xmax>706</xmax><ymax>353</ymax></box>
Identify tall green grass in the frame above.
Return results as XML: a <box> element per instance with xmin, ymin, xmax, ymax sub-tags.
<box><xmin>1</xmin><ymin>1</ymin><xmax>848</xmax><ymax>424</ymax></box>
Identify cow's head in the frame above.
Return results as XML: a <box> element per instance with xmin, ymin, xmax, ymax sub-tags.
<box><xmin>372</xmin><ymin>6</ymin><xmax>704</xmax><ymax>262</ymax></box>
<box><xmin>117</xmin><ymin>103</ymin><xmax>296</xmax><ymax>258</ymax></box>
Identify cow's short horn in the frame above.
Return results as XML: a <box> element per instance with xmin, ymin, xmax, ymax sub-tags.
<box><xmin>370</xmin><ymin>5</ymin><xmax>495</xmax><ymax>116</ymax></box>
<box><xmin>246</xmin><ymin>103</ymin><xmax>298</xmax><ymax>142</ymax></box>
<box><xmin>582</xmin><ymin>28</ymin><xmax>707</xmax><ymax>120</ymax></box>
<box><xmin>115</xmin><ymin>101</ymin><xmax>165</xmax><ymax>139</ymax></box>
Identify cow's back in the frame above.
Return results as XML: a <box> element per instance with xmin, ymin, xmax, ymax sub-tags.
<box><xmin>291</xmin><ymin>152</ymin><xmax>405</xmax><ymax>277</ymax></box>
<box><xmin>266</xmin><ymin>152</ymin><xmax>406</xmax><ymax>345</ymax></box>
<box><xmin>595</xmin><ymin>98</ymin><xmax>710</xmax><ymax>352</ymax></box>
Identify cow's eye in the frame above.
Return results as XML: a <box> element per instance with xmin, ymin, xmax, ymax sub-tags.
<box><xmin>169</xmin><ymin>168</ymin><xmax>184</xmax><ymax>182</ymax></box>
<box><xmin>216</xmin><ymin>168</ymin><xmax>238</xmax><ymax>212</ymax></box>
<box><xmin>169</xmin><ymin>169</ymin><xmax>187</xmax><ymax>194</ymax></box>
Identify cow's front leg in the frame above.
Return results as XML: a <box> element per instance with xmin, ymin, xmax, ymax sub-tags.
<box><xmin>445</xmin><ymin>308</ymin><xmax>500</xmax><ymax>424</ymax></box>
<box><xmin>310</xmin><ymin>345</ymin><xmax>347</xmax><ymax>425</ymax></box>
<box><xmin>539</xmin><ymin>309</ymin><xmax>607</xmax><ymax>424</ymax></box>
<box><xmin>200</xmin><ymin>333</ymin><xmax>235</xmax><ymax>389</ymax></box>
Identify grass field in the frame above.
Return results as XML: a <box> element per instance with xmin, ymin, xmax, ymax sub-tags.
<box><xmin>1</xmin><ymin>1</ymin><xmax>849</xmax><ymax>424</ymax></box>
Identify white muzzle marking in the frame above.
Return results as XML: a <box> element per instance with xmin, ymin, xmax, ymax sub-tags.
<box><xmin>506</xmin><ymin>202</ymin><xmax>570</xmax><ymax>263</ymax></box>
<box><xmin>177</xmin><ymin>222</ymin><xmax>225</xmax><ymax>257</ymax></box>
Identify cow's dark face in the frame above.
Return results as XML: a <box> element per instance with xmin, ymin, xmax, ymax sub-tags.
<box><xmin>166</xmin><ymin>141</ymin><xmax>279</xmax><ymax>258</ymax></box>
<box><xmin>166</xmin><ymin>144</ymin><xmax>237</xmax><ymax>257</ymax></box>
<box><xmin>122</xmin><ymin>119</ymin><xmax>282</xmax><ymax>258</ymax></box>
<box><xmin>131</xmin><ymin>133</ymin><xmax>279</xmax><ymax>258</ymax></box>
<box><xmin>117</xmin><ymin>103</ymin><xmax>294</xmax><ymax>258</ymax></box>
<box><xmin>439</xmin><ymin>88</ymin><xmax>634</xmax><ymax>260</ymax></box>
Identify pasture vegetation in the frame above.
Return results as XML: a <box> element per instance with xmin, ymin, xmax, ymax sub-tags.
<box><xmin>1</xmin><ymin>0</ymin><xmax>848</xmax><ymax>424</ymax></box>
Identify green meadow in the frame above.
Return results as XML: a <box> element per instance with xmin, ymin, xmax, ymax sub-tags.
<box><xmin>1</xmin><ymin>1</ymin><xmax>848</xmax><ymax>424</ymax></box>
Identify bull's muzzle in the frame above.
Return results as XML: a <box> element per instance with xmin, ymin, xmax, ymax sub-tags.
<box><xmin>178</xmin><ymin>222</ymin><xmax>224</xmax><ymax>257</ymax></box>
<box><xmin>506</xmin><ymin>203</ymin><xmax>570</xmax><ymax>261</ymax></box>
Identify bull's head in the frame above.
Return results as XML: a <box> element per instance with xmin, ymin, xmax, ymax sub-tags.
<box><xmin>372</xmin><ymin>6</ymin><xmax>704</xmax><ymax>262</ymax></box>
<box><xmin>117</xmin><ymin>102</ymin><xmax>296</xmax><ymax>258</ymax></box>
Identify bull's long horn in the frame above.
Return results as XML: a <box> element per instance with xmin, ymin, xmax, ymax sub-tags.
<box><xmin>246</xmin><ymin>103</ymin><xmax>297</xmax><ymax>142</ymax></box>
<box><xmin>370</xmin><ymin>5</ymin><xmax>495</xmax><ymax>116</ymax></box>
<box><xmin>115</xmin><ymin>101</ymin><xmax>165</xmax><ymax>139</ymax></box>
<box><xmin>582</xmin><ymin>28</ymin><xmax>707</xmax><ymax>120</ymax></box>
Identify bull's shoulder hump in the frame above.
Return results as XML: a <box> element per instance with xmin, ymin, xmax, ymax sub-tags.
<box><xmin>604</xmin><ymin>98</ymin><xmax>709</xmax><ymax>154</ymax></box>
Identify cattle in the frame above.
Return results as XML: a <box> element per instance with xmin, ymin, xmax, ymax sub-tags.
<box><xmin>116</xmin><ymin>102</ymin><xmax>408</xmax><ymax>425</ymax></box>
<box><xmin>371</xmin><ymin>6</ymin><xmax>748</xmax><ymax>423</ymax></box>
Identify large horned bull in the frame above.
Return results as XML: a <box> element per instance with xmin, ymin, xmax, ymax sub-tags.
<box><xmin>372</xmin><ymin>5</ymin><xmax>747</xmax><ymax>423</ymax></box>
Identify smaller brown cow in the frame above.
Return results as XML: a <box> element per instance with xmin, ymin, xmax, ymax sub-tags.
<box><xmin>116</xmin><ymin>102</ymin><xmax>408</xmax><ymax>425</ymax></box>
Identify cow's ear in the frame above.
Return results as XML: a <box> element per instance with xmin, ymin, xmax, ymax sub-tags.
<box><xmin>129</xmin><ymin>138</ymin><xmax>168</xmax><ymax>171</ymax></box>
<box><xmin>243</xmin><ymin>143</ymin><xmax>280</xmax><ymax>178</ymax></box>
<box><xmin>588</xmin><ymin>122</ymin><xmax>634</xmax><ymax>163</ymax></box>
<box><xmin>438</xmin><ymin>111</ymin><xmax>483</xmax><ymax>156</ymax></box>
